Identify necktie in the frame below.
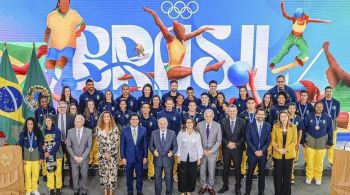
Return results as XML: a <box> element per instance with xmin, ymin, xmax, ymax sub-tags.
<box><xmin>206</xmin><ymin>124</ymin><xmax>210</xmax><ymax>139</ymax></box>
<box><xmin>258</xmin><ymin>124</ymin><xmax>262</xmax><ymax>148</ymax></box>
<box><xmin>132</xmin><ymin>128</ymin><xmax>137</xmax><ymax>144</ymax></box>
<box><xmin>60</xmin><ymin>115</ymin><xmax>66</xmax><ymax>141</ymax></box>
<box><xmin>161</xmin><ymin>132</ymin><xmax>165</xmax><ymax>145</ymax></box>
<box><xmin>230</xmin><ymin>120</ymin><xmax>235</xmax><ymax>134</ymax></box>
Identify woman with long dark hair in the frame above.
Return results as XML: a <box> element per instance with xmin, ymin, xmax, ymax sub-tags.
<box><xmin>176</xmin><ymin>118</ymin><xmax>203</xmax><ymax>195</ymax></box>
<box><xmin>150</xmin><ymin>95</ymin><xmax>164</xmax><ymax>118</ymax></box>
<box><xmin>60</xmin><ymin>86</ymin><xmax>78</xmax><ymax>106</ymax></box>
<box><xmin>138</xmin><ymin>83</ymin><xmax>154</xmax><ymax>109</ymax></box>
<box><xmin>42</xmin><ymin>116</ymin><xmax>63</xmax><ymax>195</ymax></box>
<box><xmin>83</xmin><ymin>100</ymin><xmax>100</xmax><ymax>168</ymax></box>
<box><xmin>114</xmin><ymin>99</ymin><xmax>132</xmax><ymax>129</ymax></box>
<box><xmin>19</xmin><ymin>118</ymin><xmax>44</xmax><ymax>195</ymax></box>
<box><xmin>98</xmin><ymin>90</ymin><xmax>118</xmax><ymax>114</ymax></box>
<box><xmin>234</xmin><ymin>86</ymin><xmax>250</xmax><ymax>114</ymax></box>
<box><xmin>257</xmin><ymin>92</ymin><xmax>273</xmax><ymax>122</ymax></box>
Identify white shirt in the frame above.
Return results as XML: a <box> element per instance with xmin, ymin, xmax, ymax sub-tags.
<box><xmin>176</xmin><ymin>129</ymin><xmax>203</xmax><ymax>162</ymax></box>
<box><xmin>76</xmin><ymin>127</ymin><xmax>83</xmax><ymax>143</ymax></box>
<box><xmin>160</xmin><ymin>129</ymin><xmax>167</xmax><ymax>141</ymax></box>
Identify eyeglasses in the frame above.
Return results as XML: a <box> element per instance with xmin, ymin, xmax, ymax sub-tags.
<box><xmin>70</xmin><ymin>107</ymin><xmax>77</xmax><ymax>110</ymax></box>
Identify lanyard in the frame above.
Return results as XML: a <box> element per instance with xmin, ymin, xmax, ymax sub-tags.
<box><xmin>28</xmin><ymin>132</ymin><xmax>34</xmax><ymax>151</ymax></box>
<box><xmin>248</xmin><ymin>113</ymin><xmax>255</xmax><ymax>123</ymax></box>
<box><xmin>290</xmin><ymin>116</ymin><xmax>296</xmax><ymax>124</ymax></box>
<box><xmin>325</xmin><ymin>100</ymin><xmax>333</xmax><ymax>117</ymax></box>
<box><xmin>315</xmin><ymin>116</ymin><xmax>321</xmax><ymax>130</ymax></box>
<box><xmin>298</xmin><ymin>103</ymin><xmax>307</xmax><ymax>119</ymax></box>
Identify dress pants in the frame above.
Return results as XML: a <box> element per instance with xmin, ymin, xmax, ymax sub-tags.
<box><xmin>178</xmin><ymin>155</ymin><xmax>197</xmax><ymax>193</ymax></box>
<box><xmin>71</xmin><ymin>161</ymin><xmax>89</xmax><ymax>194</ymax></box>
<box><xmin>273</xmin><ymin>158</ymin><xmax>293</xmax><ymax>195</ymax></box>
<box><xmin>200</xmin><ymin>152</ymin><xmax>217</xmax><ymax>189</ymax></box>
<box><xmin>126</xmin><ymin>161</ymin><xmax>143</xmax><ymax>193</ymax></box>
<box><xmin>245</xmin><ymin>155</ymin><xmax>267</xmax><ymax>194</ymax></box>
<box><xmin>222</xmin><ymin>148</ymin><xmax>242</xmax><ymax>189</ymax></box>
<box><xmin>61</xmin><ymin>142</ymin><xmax>73</xmax><ymax>185</ymax></box>
<box><xmin>155</xmin><ymin>160</ymin><xmax>173</xmax><ymax>195</ymax></box>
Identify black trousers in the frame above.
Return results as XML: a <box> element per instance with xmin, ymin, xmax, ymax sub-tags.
<box><xmin>178</xmin><ymin>155</ymin><xmax>197</xmax><ymax>193</ymax></box>
<box><xmin>61</xmin><ymin>142</ymin><xmax>73</xmax><ymax>186</ymax></box>
<box><xmin>245</xmin><ymin>155</ymin><xmax>267</xmax><ymax>194</ymax></box>
<box><xmin>273</xmin><ymin>158</ymin><xmax>294</xmax><ymax>195</ymax></box>
<box><xmin>222</xmin><ymin>148</ymin><xmax>243</xmax><ymax>189</ymax></box>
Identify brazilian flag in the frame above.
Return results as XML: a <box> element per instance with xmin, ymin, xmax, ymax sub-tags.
<box><xmin>0</xmin><ymin>47</ymin><xmax>25</xmax><ymax>144</ymax></box>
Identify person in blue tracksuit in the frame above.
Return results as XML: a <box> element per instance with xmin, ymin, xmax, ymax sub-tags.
<box><xmin>234</xmin><ymin>86</ymin><xmax>250</xmax><ymax>115</ymax></box>
<box><xmin>34</xmin><ymin>95</ymin><xmax>56</xmax><ymax>128</ymax></box>
<box><xmin>302</xmin><ymin>101</ymin><xmax>333</xmax><ymax>185</ymax></box>
<box><xmin>267</xmin><ymin>75</ymin><xmax>297</xmax><ymax>105</ymax></box>
<box><xmin>184</xmin><ymin>87</ymin><xmax>201</xmax><ymax>107</ymax></box>
<box><xmin>98</xmin><ymin>90</ymin><xmax>118</xmax><ymax>114</ymax></box>
<box><xmin>59</xmin><ymin>86</ymin><xmax>79</xmax><ymax>109</ymax></box>
<box><xmin>175</xmin><ymin>94</ymin><xmax>188</xmax><ymax>116</ymax></box>
<box><xmin>114</xmin><ymin>99</ymin><xmax>132</xmax><ymax>129</ymax></box>
<box><xmin>197</xmin><ymin>92</ymin><xmax>218</xmax><ymax>122</ymax></box>
<box><xmin>182</xmin><ymin>101</ymin><xmax>204</xmax><ymax>124</ymax></box>
<box><xmin>137</xmin><ymin>83</ymin><xmax>154</xmax><ymax>110</ymax></box>
<box><xmin>115</xmin><ymin>84</ymin><xmax>138</xmax><ymax>112</ymax></box>
<box><xmin>296</xmin><ymin>90</ymin><xmax>314</xmax><ymax>120</ymax></box>
<box><xmin>208</xmin><ymin>80</ymin><xmax>219</xmax><ymax>104</ymax></box>
<box><xmin>269</xmin><ymin>91</ymin><xmax>289</xmax><ymax>125</ymax></box>
<box><xmin>161</xmin><ymin>80</ymin><xmax>183</xmax><ymax>107</ymax></box>
<box><xmin>139</xmin><ymin>102</ymin><xmax>158</xmax><ymax>181</ymax></box>
<box><xmin>239</xmin><ymin>97</ymin><xmax>257</xmax><ymax>124</ymax></box>
<box><xmin>321</xmin><ymin>86</ymin><xmax>340</xmax><ymax>166</ymax></box>
<box><xmin>151</xmin><ymin>95</ymin><xmax>164</xmax><ymax>119</ymax></box>
<box><xmin>78</xmin><ymin>79</ymin><xmax>105</xmax><ymax>114</ymax></box>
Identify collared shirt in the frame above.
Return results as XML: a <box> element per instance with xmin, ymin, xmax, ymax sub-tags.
<box><xmin>256</xmin><ymin>121</ymin><xmax>264</xmax><ymax>137</ymax></box>
<box><xmin>131</xmin><ymin>126</ymin><xmax>138</xmax><ymax>143</ymax></box>
<box><xmin>206</xmin><ymin>122</ymin><xmax>212</xmax><ymax>130</ymax></box>
<box><xmin>160</xmin><ymin>129</ymin><xmax>167</xmax><ymax>141</ymax></box>
<box><xmin>176</xmin><ymin>129</ymin><xmax>203</xmax><ymax>162</ymax></box>
<box><xmin>76</xmin><ymin>128</ymin><xmax>83</xmax><ymax>143</ymax></box>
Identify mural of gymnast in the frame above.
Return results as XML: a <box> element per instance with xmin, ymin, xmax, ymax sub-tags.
<box><xmin>118</xmin><ymin>7</ymin><xmax>225</xmax><ymax>81</ymax></box>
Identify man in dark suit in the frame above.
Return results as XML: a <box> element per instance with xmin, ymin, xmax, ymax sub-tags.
<box><xmin>53</xmin><ymin>101</ymin><xmax>75</xmax><ymax>187</ymax></box>
<box><xmin>245</xmin><ymin>108</ymin><xmax>271</xmax><ymax>195</ymax></box>
<box><xmin>149</xmin><ymin>117</ymin><xmax>178</xmax><ymax>195</ymax></box>
<box><xmin>121</xmin><ymin>113</ymin><xmax>148</xmax><ymax>195</ymax></box>
<box><xmin>219</xmin><ymin>105</ymin><xmax>246</xmax><ymax>195</ymax></box>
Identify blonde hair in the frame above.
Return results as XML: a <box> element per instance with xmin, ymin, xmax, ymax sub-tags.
<box><xmin>276</xmin><ymin>110</ymin><xmax>293</xmax><ymax>128</ymax></box>
<box><xmin>97</xmin><ymin>111</ymin><xmax>118</xmax><ymax>132</ymax></box>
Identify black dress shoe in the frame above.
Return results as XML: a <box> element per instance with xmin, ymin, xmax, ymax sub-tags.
<box><xmin>258</xmin><ymin>192</ymin><xmax>264</xmax><ymax>195</ymax></box>
<box><xmin>49</xmin><ymin>189</ymin><xmax>55</xmax><ymax>195</ymax></box>
<box><xmin>235</xmin><ymin>189</ymin><xmax>241</xmax><ymax>195</ymax></box>
<box><xmin>244</xmin><ymin>193</ymin><xmax>250</xmax><ymax>195</ymax></box>
<box><xmin>74</xmin><ymin>193</ymin><xmax>79</xmax><ymax>195</ymax></box>
<box><xmin>82</xmin><ymin>193</ymin><xmax>87</xmax><ymax>195</ymax></box>
<box><xmin>127</xmin><ymin>192</ymin><xmax>133</xmax><ymax>195</ymax></box>
<box><xmin>137</xmin><ymin>191</ymin><xmax>143</xmax><ymax>195</ymax></box>
<box><xmin>56</xmin><ymin>189</ymin><xmax>62</xmax><ymax>195</ymax></box>
<box><xmin>218</xmin><ymin>186</ymin><xmax>228</xmax><ymax>193</ymax></box>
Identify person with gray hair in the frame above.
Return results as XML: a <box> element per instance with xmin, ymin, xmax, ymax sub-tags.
<box><xmin>197</xmin><ymin>109</ymin><xmax>222</xmax><ymax>195</ymax></box>
<box><xmin>149</xmin><ymin>117</ymin><xmax>178</xmax><ymax>195</ymax></box>
<box><xmin>66</xmin><ymin>115</ymin><xmax>92</xmax><ymax>195</ymax></box>
<box><xmin>53</xmin><ymin>101</ymin><xmax>76</xmax><ymax>187</ymax></box>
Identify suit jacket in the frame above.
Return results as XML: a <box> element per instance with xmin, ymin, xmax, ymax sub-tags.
<box><xmin>53</xmin><ymin>113</ymin><xmax>75</xmax><ymax>141</ymax></box>
<box><xmin>246</xmin><ymin>122</ymin><xmax>271</xmax><ymax>158</ymax></box>
<box><xmin>66</xmin><ymin>127</ymin><xmax>92</xmax><ymax>163</ymax></box>
<box><xmin>271</xmin><ymin>124</ymin><xmax>297</xmax><ymax>160</ymax></box>
<box><xmin>221</xmin><ymin>117</ymin><xmax>246</xmax><ymax>151</ymax></box>
<box><xmin>197</xmin><ymin>120</ymin><xmax>222</xmax><ymax>154</ymax></box>
<box><xmin>149</xmin><ymin>129</ymin><xmax>178</xmax><ymax>167</ymax></box>
<box><xmin>120</xmin><ymin>126</ymin><xmax>148</xmax><ymax>163</ymax></box>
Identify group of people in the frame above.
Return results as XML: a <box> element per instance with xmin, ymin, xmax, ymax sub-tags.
<box><xmin>18</xmin><ymin>75</ymin><xmax>339</xmax><ymax>195</ymax></box>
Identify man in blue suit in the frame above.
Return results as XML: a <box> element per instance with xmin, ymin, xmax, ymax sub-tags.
<box><xmin>121</xmin><ymin>113</ymin><xmax>148</xmax><ymax>195</ymax></box>
<box><xmin>149</xmin><ymin>117</ymin><xmax>178</xmax><ymax>195</ymax></box>
<box><xmin>245</xmin><ymin>108</ymin><xmax>271</xmax><ymax>195</ymax></box>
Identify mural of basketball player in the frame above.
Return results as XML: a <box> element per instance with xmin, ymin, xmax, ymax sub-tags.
<box><xmin>44</xmin><ymin>0</ymin><xmax>86</xmax><ymax>91</ymax></box>
<box><xmin>118</xmin><ymin>7</ymin><xmax>225</xmax><ymax>81</ymax></box>
<box><xmin>269</xmin><ymin>0</ymin><xmax>330</xmax><ymax>70</ymax></box>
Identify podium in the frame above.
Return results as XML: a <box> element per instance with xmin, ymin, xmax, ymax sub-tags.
<box><xmin>331</xmin><ymin>149</ymin><xmax>350</xmax><ymax>195</ymax></box>
<box><xmin>0</xmin><ymin>145</ymin><xmax>24</xmax><ymax>195</ymax></box>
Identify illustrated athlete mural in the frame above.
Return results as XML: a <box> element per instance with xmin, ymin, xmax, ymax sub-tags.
<box><xmin>0</xmin><ymin>0</ymin><xmax>349</xmax><ymax>130</ymax></box>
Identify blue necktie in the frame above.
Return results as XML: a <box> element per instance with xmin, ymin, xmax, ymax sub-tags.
<box><xmin>258</xmin><ymin>124</ymin><xmax>262</xmax><ymax>148</ymax></box>
<box><xmin>206</xmin><ymin>124</ymin><xmax>210</xmax><ymax>139</ymax></box>
<box><xmin>161</xmin><ymin>133</ymin><xmax>165</xmax><ymax>145</ymax></box>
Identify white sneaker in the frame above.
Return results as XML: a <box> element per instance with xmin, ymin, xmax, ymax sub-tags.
<box><xmin>315</xmin><ymin>179</ymin><xmax>322</xmax><ymax>185</ymax></box>
<box><xmin>32</xmin><ymin>190</ymin><xmax>41</xmax><ymax>195</ymax></box>
<box><xmin>306</xmin><ymin>178</ymin><xmax>312</xmax><ymax>184</ymax></box>
<box><xmin>25</xmin><ymin>193</ymin><xmax>31</xmax><ymax>195</ymax></box>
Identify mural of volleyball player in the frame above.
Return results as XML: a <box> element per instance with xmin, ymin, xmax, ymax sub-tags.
<box><xmin>44</xmin><ymin>0</ymin><xmax>86</xmax><ymax>91</ymax></box>
<box><xmin>269</xmin><ymin>0</ymin><xmax>330</xmax><ymax>70</ymax></box>
<box><xmin>118</xmin><ymin>7</ymin><xmax>225</xmax><ymax>81</ymax></box>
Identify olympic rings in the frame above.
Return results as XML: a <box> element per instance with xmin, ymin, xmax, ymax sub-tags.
<box><xmin>161</xmin><ymin>1</ymin><xmax>199</xmax><ymax>19</ymax></box>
